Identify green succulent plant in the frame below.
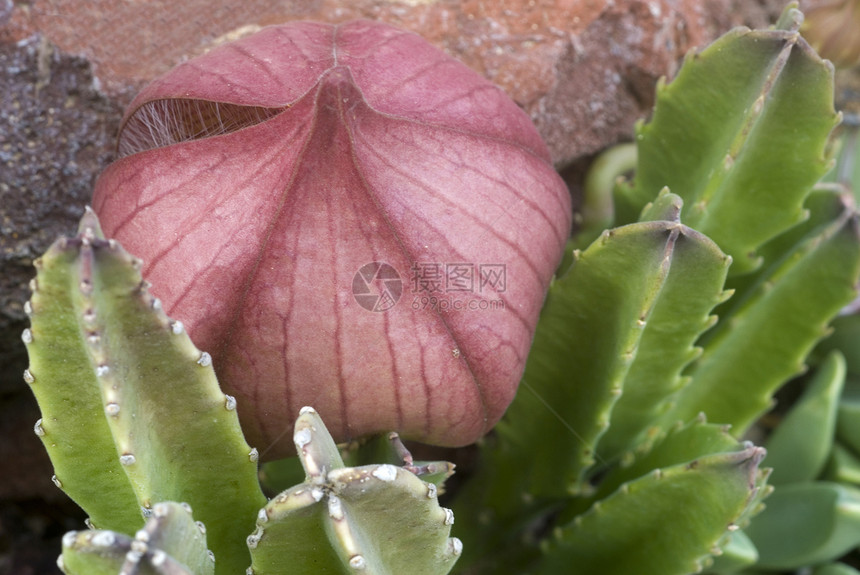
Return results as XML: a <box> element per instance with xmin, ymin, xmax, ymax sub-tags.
<box><xmin>20</xmin><ymin>3</ymin><xmax>860</xmax><ymax>574</ymax></box>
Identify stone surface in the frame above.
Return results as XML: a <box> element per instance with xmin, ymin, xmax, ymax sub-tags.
<box><xmin>0</xmin><ymin>36</ymin><xmax>121</xmax><ymax>396</ymax></box>
<box><xmin>0</xmin><ymin>38</ymin><xmax>122</xmax><ymax>560</ymax></box>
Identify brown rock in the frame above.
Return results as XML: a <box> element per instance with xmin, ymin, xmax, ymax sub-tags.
<box><xmin>6</xmin><ymin>0</ymin><xmax>786</xmax><ymax>166</ymax></box>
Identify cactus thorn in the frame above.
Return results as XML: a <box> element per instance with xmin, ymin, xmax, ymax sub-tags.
<box><xmin>371</xmin><ymin>465</ymin><xmax>398</xmax><ymax>482</ymax></box>
<box><xmin>294</xmin><ymin>428</ymin><xmax>312</xmax><ymax>450</ymax></box>
<box><xmin>327</xmin><ymin>495</ymin><xmax>345</xmax><ymax>521</ymax></box>
<box><xmin>152</xmin><ymin>550</ymin><xmax>167</xmax><ymax>567</ymax></box>
<box><xmin>224</xmin><ymin>395</ymin><xmax>237</xmax><ymax>411</ymax></box>
<box><xmin>247</xmin><ymin>530</ymin><xmax>262</xmax><ymax>550</ymax></box>
<box><xmin>709</xmin><ymin>544</ymin><xmax>722</xmax><ymax>556</ymax></box>
<box><xmin>449</xmin><ymin>538</ymin><xmax>463</xmax><ymax>556</ymax></box>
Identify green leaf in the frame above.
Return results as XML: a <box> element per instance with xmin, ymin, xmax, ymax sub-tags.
<box><xmin>745</xmin><ymin>481</ymin><xmax>860</xmax><ymax>569</ymax></box>
<box><xmin>537</xmin><ymin>445</ymin><xmax>766</xmax><ymax>575</ymax></box>
<box><xmin>509</xmin><ymin>218</ymin><xmax>730</xmax><ymax>496</ymax></box>
<box><xmin>589</xmin><ymin>416</ymin><xmax>745</xmax><ymax>506</ymax></box>
<box><xmin>249</xmin><ymin>407</ymin><xmax>460</xmax><ymax>575</ymax></box>
<box><xmin>813</xmin><ymin>563</ymin><xmax>860</xmax><ymax>575</ymax></box>
<box><xmin>819</xmin><ymin>313</ymin><xmax>860</xmax><ymax>378</ymax></box>
<box><xmin>764</xmin><ymin>350</ymin><xmax>846</xmax><ymax>485</ymax></box>
<box><xmin>706</xmin><ymin>529</ymin><xmax>758</xmax><ymax>574</ymax></box>
<box><xmin>820</xmin><ymin>120</ymin><xmax>860</xmax><ymax>204</ymax></box>
<box><xmin>837</xmin><ymin>380</ymin><xmax>860</xmax><ymax>454</ymax></box>
<box><xmin>714</xmin><ymin>188</ymin><xmax>851</xmax><ymax>330</ymax></box>
<box><xmin>618</xmin><ymin>5</ymin><xmax>838</xmax><ymax>274</ymax></box>
<box><xmin>665</xmin><ymin>201</ymin><xmax>860</xmax><ymax>433</ymax></box>
<box><xmin>24</xmin><ymin>209</ymin><xmax>266</xmax><ymax>575</ymax></box>
<box><xmin>822</xmin><ymin>442</ymin><xmax>860</xmax><ymax>485</ymax></box>
<box><xmin>597</xmin><ymin>202</ymin><xmax>731</xmax><ymax>461</ymax></box>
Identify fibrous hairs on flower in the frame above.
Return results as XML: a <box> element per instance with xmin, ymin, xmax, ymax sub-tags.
<box><xmin>118</xmin><ymin>98</ymin><xmax>284</xmax><ymax>157</ymax></box>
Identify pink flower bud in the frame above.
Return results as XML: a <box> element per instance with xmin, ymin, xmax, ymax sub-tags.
<box><xmin>93</xmin><ymin>20</ymin><xmax>571</xmax><ymax>458</ymax></box>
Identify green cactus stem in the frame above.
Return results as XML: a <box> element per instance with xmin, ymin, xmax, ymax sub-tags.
<box><xmin>23</xmin><ymin>208</ymin><xmax>266</xmax><ymax>574</ymax></box>
<box><xmin>582</xmin><ymin>416</ymin><xmax>754</xmax><ymax>506</ymax></box>
<box><xmin>500</xmin><ymin>209</ymin><xmax>730</xmax><ymax>500</ymax></box>
<box><xmin>615</xmin><ymin>3</ymin><xmax>839</xmax><ymax>275</ymax></box>
<box><xmin>596</xmin><ymin>196</ymin><xmax>731</xmax><ymax>462</ymax></box>
<box><xmin>537</xmin><ymin>443</ymin><xmax>766</xmax><ymax>575</ymax></box>
<box><xmin>248</xmin><ymin>407</ymin><xmax>460</xmax><ymax>575</ymax></box>
<box><xmin>575</xmin><ymin>142</ymin><xmax>637</xmax><ymax>248</ymax></box>
<box><xmin>665</xmin><ymin>192</ymin><xmax>860</xmax><ymax>433</ymax></box>
<box><xmin>24</xmin><ymin>215</ymin><xmax>142</xmax><ymax>535</ymax></box>
<box><xmin>60</xmin><ymin>501</ymin><xmax>214</xmax><ymax>575</ymax></box>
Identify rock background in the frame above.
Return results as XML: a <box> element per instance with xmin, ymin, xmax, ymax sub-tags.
<box><xmin>0</xmin><ymin>0</ymin><xmax>804</xmax><ymax>571</ymax></box>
